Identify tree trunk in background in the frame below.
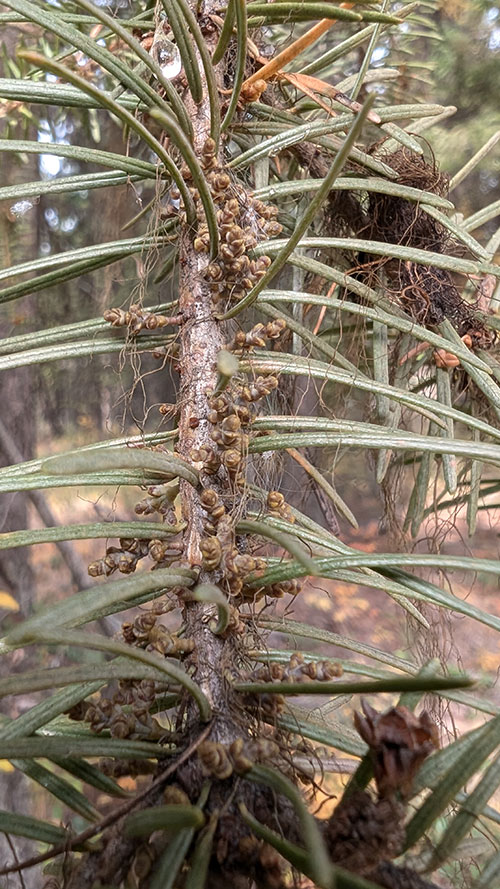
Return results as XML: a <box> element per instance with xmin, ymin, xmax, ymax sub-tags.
<box><xmin>0</xmin><ymin>364</ymin><xmax>35</xmax><ymax>617</ymax></box>
<box><xmin>0</xmin><ymin>182</ymin><xmax>36</xmax><ymax>617</ymax></box>
<box><xmin>0</xmin><ymin>22</ymin><xmax>38</xmax><ymax>884</ymax></box>
<box><xmin>0</xmin><ymin>22</ymin><xmax>37</xmax><ymax>611</ymax></box>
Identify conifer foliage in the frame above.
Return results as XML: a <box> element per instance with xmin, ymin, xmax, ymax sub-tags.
<box><xmin>0</xmin><ymin>1</ymin><xmax>500</xmax><ymax>887</ymax></box>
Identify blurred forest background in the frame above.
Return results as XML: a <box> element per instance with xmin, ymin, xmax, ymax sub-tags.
<box><xmin>2</xmin><ymin>0</ymin><xmax>500</xmax><ymax>646</ymax></box>
<box><xmin>1</xmin><ymin>1</ymin><xmax>500</xmax><ymax>885</ymax></box>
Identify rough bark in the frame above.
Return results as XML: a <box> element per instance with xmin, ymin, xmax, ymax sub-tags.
<box><xmin>175</xmin><ymin>7</ymin><xmax>237</xmax><ymax>745</ymax></box>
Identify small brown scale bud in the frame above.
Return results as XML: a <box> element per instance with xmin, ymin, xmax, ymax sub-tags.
<box><xmin>198</xmin><ymin>738</ymin><xmax>257</xmax><ymax>780</ymax></box>
<box><xmin>266</xmin><ymin>318</ymin><xmax>287</xmax><ymax>339</ymax></box>
<box><xmin>252</xmin><ymin>198</ymin><xmax>279</xmax><ymax>220</ymax></box>
<box><xmin>243</xmin><ymin>576</ymin><xmax>302</xmax><ymax>602</ymax></box>
<box><xmin>240</xmin><ymin>375</ymin><xmax>278</xmax><ymax>402</ymax></box>
<box><xmin>251</xmin><ymin>663</ymin><xmax>285</xmax><ymax>683</ymax></box>
<box><xmin>136</xmin><ymin>679</ymin><xmax>156</xmax><ymax>704</ymax></box>
<box><xmin>229</xmin><ymin>738</ymin><xmax>253</xmax><ymax>774</ymax></box>
<box><xmin>135</xmin><ymin>487</ymin><xmax>175</xmax><ymax>517</ymax></box>
<box><xmin>201</xmin><ymin>137</ymin><xmax>217</xmax><ymax>170</ymax></box>
<box><xmin>122</xmin><ymin>622</ymin><xmax>136</xmax><ymax>645</ymax></box>
<box><xmin>222</xmin><ymin>448</ymin><xmax>242</xmax><ymax>473</ymax></box>
<box><xmin>201</xmin><ymin>488</ymin><xmax>226</xmax><ymax>522</ymax></box>
<box><xmin>263</xmin><ymin>220</ymin><xmax>283</xmax><ymax>238</ymax></box>
<box><xmin>103</xmin><ymin>307</ymin><xmax>129</xmax><ymax>327</ymax></box>
<box><xmin>104</xmin><ymin>304</ymin><xmax>177</xmax><ymax>335</ymax></box>
<box><xmin>284</xmin><ymin>652</ymin><xmax>342</xmax><ymax>683</ymax></box>
<box><xmin>228</xmin><ymin>576</ymin><xmax>243</xmax><ymax>597</ymax></box>
<box><xmin>190</xmin><ymin>445</ymin><xmax>221</xmax><ymax>474</ymax></box>
<box><xmin>225</xmin><ymin>197</ymin><xmax>239</xmax><ymax>217</ymax></box>
<box><xmin>117</xmin><ymin>552</ymin><xmax>137</xmax><ymax>574</ymax></box>
<box><xmin>226</xmin><ymin>224</ymin><xmax>245</xmax><ymax>245</ymax></box>
<box><xmin>267</xmin><ymin>490</ymin><xmax>284</xmax><ymax>510</ymax></box>
<box><xmin>269</xmin><ymin>579</ymin><xmax>302</xmax><ymax>598</ymax></box>
<box><xmin>205</xmin><ymin>262</ymin><xmax>224</xmax><ymax>281</ymax></box>
<box><xmin>220</xmin><ymin>413</ymin><xmax>241</xmax><ymax>443</ymax></box>
<box><xmin>148</xmin><ymin>628</ymin><xmax>194</xmax><ymax>657</ymax></box>
<box><xmin>122</xmin><ymin>612</ymin><xmax>194</xmax><ymax>658</ymax></box>
<box><xmin>236</xmin><ymin>404</ymin><xmax>252</xmax><ymax>425</ymax></box>
<box><xmin>198</xmin><ymin>740</ymin><xmax>233</xmax><ymax>779</ymax></box>
<box><xmin>251</xmin><ymin>256</ymin><xmax>272</xmax><ymax>279</ymax></box>
<box><xmin>210</xmin><ymin>172</ymin><xmax>231</xmax><ymax>202</ymax></box>
<box><xmin>109</xmin><ymin>710</ymin><xmax>137</xmax><ymax>739</ymax></box>
<box><xmin>194</xmin><ymin>231</ymin><xmax>210</xmax><ymax>253</ymax></box>
<box><xmin>223</xmin><ymin>605</ymin><xmax>245</xmax><ymax>636</ymax></box>
<box><xmin>88</xmin><ymin>546</ymin><xmax>139</xmax><ymax>578</ymax></box>
<box><xmin>128</xmin><ymin>612</ymin><xmax>156</xmax><ymax>643</ymax></box>
<box><xmin>215</xmin><ymin>514</ymin><xmax>234</xmax><ymax>549</ymax></box>
<box><xmin>220</xmin><ymin>242</ymin><xmax>243</xmax><ymax>262</ymax></box>
<box><xmin>200</xmin><ymin>536</ymin><xmax>222</xmax><ymax>570</ymax></box>
<box><xmin>240</xmin><ymin>78</ymin><xmax>267</xmax><ymax>104</ymax></box>
<box><xmin>226</xmin><ymin>552</ymin><xmax>257</xmax><ymax>576</ymax></box>
<box><xmin>267</xmin><ymin>489</ymin><xmax>295</xmax><ymax>523</ymax></box>
<box><xmin>148</xmin><ymin>539</ymin><xmax>168</xmax><ymax>562</ymax></box>
<box><xmin>88</xmin><ymin>559</ymin><xmax>106</xmax><ymax>578</ymax></box>
<box><xmin>203</xmin><ymin>520</ymin><xmax>217</xmax><ymax>536</ymax></box>
<box><xmin>148</xmin><ymin>539</ymin><xmax>184</xmax><ymax>565</ymax></box>
<box><xmin>228</xmin><ymin>322</ymin><xmax>267</xmax><ymax>353</ymax></box>
<box><xmin>208</xmin><ymin>392</ymin><xmax>233</xmax><ymax>419</ymax></box>
<box><xmin>228</xmin><ymin>254</ymin><xmax>251</xmax><ymax>275</ymax></box>
<box><xmin>119</xmin><ymin>538</ymin><xmax>150</xmax><ymax>557</ymax></box>
<box><xmin>200</xmin><ymin>487</ymin><xmax>218</xmax><ymax>509</ymax></box>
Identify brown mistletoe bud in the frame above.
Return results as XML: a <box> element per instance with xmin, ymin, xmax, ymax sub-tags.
<box><xmin>201</xmin><ymin>488</ymin><xmax>226</xmax><ymax>521</ymax></box>
<box><xmin>198</xmin><ymin>740</ymin><xmax>233</xmax><ymax>779</ymax></box>
<box><xmin>222</xmin><ymin>448</ymin><xmax>242</xmax><ymax>473</ymax></box>
<box><xmin>229</xmin><ymin>738</ymin><xmax>253</xmax><ymax>774</ymax></box>
<box><xmin>265</xmin><ymin>318</ymin><xmax>287</xmax><ymax>339</ymax></box>
<box><xmin>103</xmin><ymin>307</ymin><xmax>129</xmax><ymax>327</ymax></box>
<box><xmin>267</xmin><ymin>490</ymin><xmax>284</xmax><ymax>510</ymax></box>
<box><xmin>200</xmin><ymin>536</ymin><xmax>222</xmax><ymax>570</ymax></box>
<box><xmin>205</xmin><ymin>262</ymin><xmax>224</xmax><ymax>281</ymax></box>
<box><xmin>263</xmin><ymin>219</ymin><xmax>283</xmax><ymax>238</ymax></box>
<box><xmin>240</xmin><ymin>78</ymin><xmax>267</xmax><ymax>104</ymax></box>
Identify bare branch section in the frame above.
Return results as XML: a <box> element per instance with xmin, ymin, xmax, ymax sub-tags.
<box><xmin>175</xmin><ymin>4</ymin><xmax>233</xmax><ymax>736</ymax></box>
